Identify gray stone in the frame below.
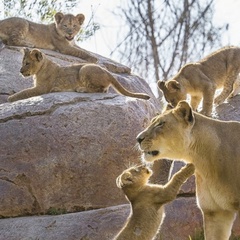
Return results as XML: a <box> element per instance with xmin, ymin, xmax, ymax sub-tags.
<box><xmin>0</xmin><ymin>204</ymin><xmax>130</xmax><ymax>240</ymax></box>
<box><xmin>0</xmin><ymin>47</ymin><xmax>163</xmax><ymax>217</ymax></box>
<box><xmin>0</xmin><ymin>92</ymin><xmax>161</xmax><ymax>217</ymax></box>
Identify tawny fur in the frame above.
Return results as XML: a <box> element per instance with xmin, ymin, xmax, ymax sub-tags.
<box><xmin>0</xmin><ymin>12</ymin><xmax>97</xmax><ymax>63</ymax></box>
<box><xmin>158</xmin><ymin>46</ymin><xmax>240</xmax><ymax>116</ymax></box>
<box><xmin>114</xmin><ymin>163</ymin><xmax>194</xmax><ymax>240</ymax></box>
<box><xmin>137</xmin><ymin>101</ymin><xmax>240</xmax><ymax>240</ymax></box>
<box><xmin>8</xmin><ymin>48</ymin><xmax>150</xmax><ymax>102</ymax></box>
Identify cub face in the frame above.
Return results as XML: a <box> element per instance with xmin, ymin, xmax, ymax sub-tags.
<box><xmin>158</xmin><ymin>80</ymin><xmax>187</xmax><ymax>106</ymax></box>
<box><xmin>116</xmin><ymin>165</ymin><xmax>152</xmax><ymax>188</ymax></box>
<box><xmin>20</xmin><ymin>48</ymin><xmax>44</xmax><ymax>77</ymax></box>
<box><xmin>55</xmin><ymin>12</ymin><xmax>85</xmax><ymax>41</ymax></box>
<box><xmin>136</xmin><ymin>101</ymin><xmax>195</xmax><ymax>162</ymax></box>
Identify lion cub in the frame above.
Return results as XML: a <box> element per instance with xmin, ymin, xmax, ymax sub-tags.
<box><xmin>0</xmin><ymin>12</ymin><xmax>97</xmax><ymax>63</ymax></box>
<box><xmin>114</xmin><ymin>163</ymin><xmax>195</xmax><ymax>240</ymax></box>
<box><xmin>7</xmin><ymin>48</ymin><xmax>150</xmax><ymax>102</ymax></box>
<box><xmin>158</xmin><ymin>46</ymin><xmax>240</xmax><ymax>116</ymax></box>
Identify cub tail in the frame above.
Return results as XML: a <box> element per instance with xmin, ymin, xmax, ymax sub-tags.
<box><xmin>109</xmin><ymin>74</ymin><xmax>150</xmax><ymax>100</ymax></box>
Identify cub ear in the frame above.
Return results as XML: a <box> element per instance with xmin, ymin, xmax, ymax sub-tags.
<box><xmin>76</xmin><ymin>13</ymin><xmax>85</xmax><ymax>25</ymax></box>
<box><xmin>30</xmin><ymin>49</ymin><xmax>43</xmax><ymax>62</ymax></box>
<box><xmin>173</xmin><ymin>101</ymin><xmax>195</xmax><ymax>125</ymax></box>
<box><xmin>157</xmin><ymin>80</ymin><xmax>166</xmax><ymax>91</ymax></box>
<box><xmin>21</xmin><ymin>47</ymin><xmax>30</xmax><ymax>55</ymax></box>
<box><xmin>55</xmin><ymin>12</ymin><xmax>64</xmax><ymax>24</ymax></box>
<box><xmin>166</xmin><ymin>80</ymin><xmax>181</xmax><ymax>93</ymax></box>
<box><xmin>162</xmin><ymin>103</ymin><xmax>174</xmax><ymax>113</ymax></box>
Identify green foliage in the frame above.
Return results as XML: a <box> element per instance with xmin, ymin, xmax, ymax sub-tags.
<box><xmin>2</xmin><ymin>0</ymin><xmax>78</xmax><ymax>22</ymax></box>
<box><xmin>46</xmin><ymin>207</ymin><xmax>67</xmax><ymax>215</ymax></box>
<box><xmin>77</xmin><ymin>22</ymin><xmax>100</xmax><ymax>42</ymax></box>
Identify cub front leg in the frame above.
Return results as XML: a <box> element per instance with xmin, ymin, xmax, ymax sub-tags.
<box><xmin>156</xmin><ymin>163</ymin><xmax>195</xmax><ymax>203</ymax></box>
<box><xmin>214</xmin><ymin>73</ymin><xmax>238</xmax><ymax>105</ymax></box>
<box><xmin>8</xmin><ymin>87</ymin><xmax>44</xmax><ymax>102</ymax></box>
<box><xmin>58</xmin><ymin>44</ymin><xmax>98</xmax><ymax>63</ymax></box>
<box><xmin>190</xmin><ymin>95</ymin><xmax>202</xmax><ymax>111</ymax></box>
<box><xmin>203</xmin><ymin>210</ymin><xmax>236</xmax><ymax>240</ymax></box>
<box><xmin>200</xmin><ymin>86</ymin><xmax>216</xmax><ymax>116</ymax></box>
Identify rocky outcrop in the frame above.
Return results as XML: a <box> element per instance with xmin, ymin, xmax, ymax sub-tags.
<box><xmin>1</xmin><ymin>46</ymin><xmax>240</xmax><ymax>239</ymax></box>
<box><xmin>0</xmin><ymin>197</ymin><xmax>239</xmax><ymax>240</ymax></box>
<box><xmin>0</xmin><ymin>47</ymin><xmax>164</xmax><ymax>218</ymax></box>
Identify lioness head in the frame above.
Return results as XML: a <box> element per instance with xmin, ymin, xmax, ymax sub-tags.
<box><xmin>55</xmin><ymin>12</ymin><xmax>85</xmax><ymax>41</ymax></box>
<box><xmin>116</xmin><ymin>165</ymin><xmax>152</xmax><ymax>189</ymax></box>
<box><xmin>158</xmin><ymin>80</ymin><xmax>187</xmax><ymax>106</ymax></box>
<box><xmin>136</xmin><ymin>101</ymin><xmax>195</xmax><ymax>163</ymax></box>
<box><xmin>20</xmin><ymin>48</ymin><xmax>44</xmax><ymax>77</ymax></box>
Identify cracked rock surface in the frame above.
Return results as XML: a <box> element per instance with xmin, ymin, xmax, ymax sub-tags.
<box><xmin>0</xmin><ymin>48</ymin><xmax>163</xmax><ymax>218</ymax></box>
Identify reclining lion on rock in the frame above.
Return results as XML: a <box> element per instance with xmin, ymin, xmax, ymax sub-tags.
<box><xmin>136</xmin><ymin>101</ymin><xmax>240</xmax><ymax>240</ymax></box>
<box><xmin>0</xmin><ymin>12</ymin><xmax>131</xmax><ymax>74</ymax></box>
<box><xmin>114</xmin><ymin>163</ymin><xmax>194</xmax><ymax>240</ymax></box>
<box><xmin>8</xmin><ymin>48</ymin><xmax>150</xmax><ymax>102</ymax></box>
<box><xmin>0</xmin><ymin>12</ymin><xmax>97</xmax><ymax>63</ymax></box>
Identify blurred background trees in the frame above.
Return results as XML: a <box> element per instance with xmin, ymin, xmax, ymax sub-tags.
<box><xmin>1</xmin><ymin>0</ymin><xmax>228</xmax><ymax>92</ymax></box>
<box><xmin>111</xmin><ymin>0</ymin><xmax>228</xmax><ymax>88</ymax></box>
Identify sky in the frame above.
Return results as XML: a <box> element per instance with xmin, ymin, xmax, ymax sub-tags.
<box><xmin>1</xmin><ymin>0</ymin><xmax>240</xmax><ymax>86</ymax></box>
<box><xmin>1</xmin><ymin>0</ymin><xmax>240</xmax><ymax>61</ymax></box>
<box><xmin>78</xmin><ymin>0</ymin><xmax>240</xmax><ymax>62</ymax></box>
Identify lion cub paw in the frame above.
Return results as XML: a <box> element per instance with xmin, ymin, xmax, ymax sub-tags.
<box><xmin>184</xmin><ymin>163</ymin><xmax>195</xmax><ymax>174</ymax></box>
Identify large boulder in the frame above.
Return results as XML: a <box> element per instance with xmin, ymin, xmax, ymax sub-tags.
<box><xmin>0</xmin><ymin>47</ymin><xmax>163</xmax><ymax>217</ymax></box>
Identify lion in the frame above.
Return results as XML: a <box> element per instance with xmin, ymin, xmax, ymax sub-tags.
<box><xmin>0</xmin><ymin>12</ymin><xmax>99</xmax><ymax>63</ymax></box>
<box><xmin>114</xmin><ymin>163</ymin><xmax>194</xmax><ymax>240</ymax></box>
<box><xmin>158</xmin><ymin>46</ymin><xmax>240</xmax><ymax>116</ymax></box>
<box><xmin>136</xmin><ymin>100</ymin><xmax>240</xmax><ymax>240</ymax></box>
<box><xmin>7</xmin><ymin>48</ymin><xmax>150</xmax><ymax>102</ymax></box>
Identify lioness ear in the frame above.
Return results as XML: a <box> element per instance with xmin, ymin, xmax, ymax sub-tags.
<box><xmin>173</xmin><ymin>101</ymin><xmax>195</xmax><ymax>125</ymax></box>
<box><xmin>30</xmin><ymin>49</ymin><xmax>43</xmax><ymax>62</ymax></box>
<box><xmin>76</xmin><ymin>14</ymin><xmax>85</xmax><ymax>25</ymax></box>
<box><xmin>166</xmin><ymin>80</ymin><xmax>181</xmax><ymax>93</ymax></box>
<box><xmin>55</xmin><ymin>12</ymin><xmax>64</xmax><ymax>24</ymax></box>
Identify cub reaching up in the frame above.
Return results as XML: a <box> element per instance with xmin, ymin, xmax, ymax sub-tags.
<box><xmin>114</xmin><ymin>163</ymin><xmax>195</xmax><ymax>240</ymax></box>
<box><xmin>0</xmin><ymin>12</ymin><xmax>97</xmax><ymax>63</ymax></box>
<box><xmin>8</xmin><ymin>48</ymin><xmax>150</xmax><ymax>102</ymax></box>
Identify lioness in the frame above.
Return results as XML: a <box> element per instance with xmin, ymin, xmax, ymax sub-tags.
<box><xmin>158</xmin><ymin>46</ymin><xmax>240</xmax><ymax>116</ymax></box>
<box><xmin>114</xmin><ymin>163</ymin><xmax>194</xmax><ymax>240</ymax></box>
<box><xmin>7</xmin><ymin>48</ymin><xmax>150</xmax><ymax>102</ymax></box>
<box><xmin>137</xmin><ymin>101</ymin><xmax>240</xmax><ymax>240</ymax></box>
<box><xmin>0</xmin><ymin>12</ymin><xmax>97</xmax><ymax>62</ymax></box>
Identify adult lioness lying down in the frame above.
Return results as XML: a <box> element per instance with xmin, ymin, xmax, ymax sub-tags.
<box><xmin>137</xmin><ymin>101</ymin><xmax>240</xmax><ymax>240</ymax></box>
<box><xmin>8</xmin><ymin>48</ymin><xmax>150</xmax><ymax>102</ymax></box>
